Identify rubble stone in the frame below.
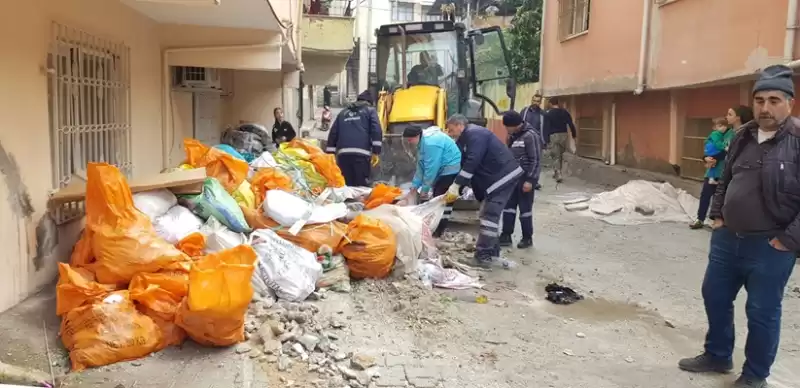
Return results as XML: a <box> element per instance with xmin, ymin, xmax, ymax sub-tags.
<box><xmin>350</xmin><ymin>354</ymin><xmax>377</xmax><ymax>370</ymax></box>
<box><xmin>298</xmin><ymin>333</ymin><xmax>321</xmax><ymax>352</ymax></box>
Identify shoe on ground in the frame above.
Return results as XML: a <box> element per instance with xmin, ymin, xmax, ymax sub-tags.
<box><xmin>499</xmin><ymin>234</ymin><xmax>512</xmax><ymax>247</ymax></box>
<box><xmin>677</xmin><ymin>353</ymin><xmax>733</xmax><ymax>374</ymax></box>
<box><xmin>535</xmin><ymin>183</ymin><xmax>542</xmax><ymax>191</ymax></box>
<box><xmin>732</xmin><ymin>376</ymin><xmax>767</xmax><ymax>388</ymax></box>
<box><xmin>474</xmin><ymin>258</ymin><xmax>493</xmax><ymax>269</ymax></box>
<box><xmin>517</xmin><ymin>238</ymin><xmax>533</xmax><ymax>249</ymax></box>
<box><xmin>689</xmin><ymin>220</ymin><xmax>704</xmax><ymax>230</ymax></box>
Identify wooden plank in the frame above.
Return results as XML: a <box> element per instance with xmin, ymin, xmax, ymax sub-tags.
<box><xmin>48</xmin><ymin>168</ymin><xmax>207</xmax><ymax>206</ymax></box>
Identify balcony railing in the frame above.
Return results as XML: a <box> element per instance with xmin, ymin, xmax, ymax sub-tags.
<box><xmin>303</xmin><ymin>0</ymin><xmax>355</xmax><ymax>17</ymax></box>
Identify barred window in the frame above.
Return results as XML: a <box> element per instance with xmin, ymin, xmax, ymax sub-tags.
<box><xmin>48</xmin><ymin>22</ymin><xmax>132</xmax><ymax>224</ymax></box>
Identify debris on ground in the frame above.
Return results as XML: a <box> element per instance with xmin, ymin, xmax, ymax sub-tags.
<box><xmin>545</xmin><ymin>283</ymin><xmax>584</xmax><ymax>305</ymax></box>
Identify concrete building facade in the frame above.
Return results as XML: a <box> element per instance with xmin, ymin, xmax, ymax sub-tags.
<box><xmin>540</xmin><ymin>0</ymin><xmax>800</xmax><ymax>179</ymax></box>
<box><xmin>0</xmin><ymin>0</ymin><xmax>354</xmax><ymax>313</ymax></box>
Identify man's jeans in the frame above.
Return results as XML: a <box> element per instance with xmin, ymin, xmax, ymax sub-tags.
<box><xmin>702</xmin><ymin>227</ymin><xmax>796</xmax><ymax>379</ymax></box>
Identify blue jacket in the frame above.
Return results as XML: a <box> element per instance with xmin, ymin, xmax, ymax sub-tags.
<box><xmin>507</xmin><ymin>123</ymin><xmax>543</xmax><ymax>185</ymax></box>
<box><xmin>454</xmin><ymin>124</ymin><xmax>522</xmax><ymax>200</ymax></box>
<box><xmin>325</xmin><ymin>101</ymin><xmax>382</xmax><ymax>157</ymax></box>
<box><xmin>412</xmin><ymin>126</ymin><xmax>462</xmax><ymax>192</ymax></box>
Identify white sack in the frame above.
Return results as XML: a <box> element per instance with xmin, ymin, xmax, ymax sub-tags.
<box><xmin>199</xmin><ymin>216</ymin><xmax>246</xmax><ymax>253</ymax></box>
<box><xmin>363</xmin><ymin>204</ymin><xmax>424</xmax><ymax>274</ymax></box>
<box><xmin>264</xmin><ymin>190</ymin><xmax>348</xmax><ymax>227</ymax></box>
<box><xmin>250</xmin><ymin>229</ymin><xmax>323</xmax><ymax>302</ymax></box>
<box><xmin>153</xmin><ymin>205</ymin><xmax>204</xmax><ymax>244</ymax></box>
<box><xmin>133</xmin><ymin>189</ymin><xmax>177</xmax><ymax>220</ymax></box>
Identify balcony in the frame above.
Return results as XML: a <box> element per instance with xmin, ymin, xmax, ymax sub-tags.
<box><xmin>301</xmin><ymin>0</ymin><xmax>356</xmax><ymax>84</ymax></box>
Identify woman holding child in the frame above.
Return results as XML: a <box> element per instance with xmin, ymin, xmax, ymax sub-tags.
<box><xmin>690</xmin><ymin>105</ymin><xmax>754</xmax><ymax>230</ymax></box>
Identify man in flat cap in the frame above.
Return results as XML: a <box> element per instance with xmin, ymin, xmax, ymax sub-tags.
<box><xmin>678</xmin><ymin>65</ymin><xmax>799</xmax><ymax>388</ymax></box>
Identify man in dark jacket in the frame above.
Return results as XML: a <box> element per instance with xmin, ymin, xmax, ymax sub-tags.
<box><xmin>325</xmin><ymin>90</ymin><xmax>382</xmax><ymax>186</ymax></box>
<box><xmin>444</xmin><ymin>114</ymin><xmax>523</xmax><ymax>268</ymax></box>
<box><xmin>677</xmin><ymin>65</ymin><xmax>798</xmax><ymax>388</ymax></box>
<box><xmin>520</xmin><ymin>93</ymin><xmax>545</xmax><ymax>137</ymax></box>
<box><xmin>499</xmin><ymin>111</ymin><xmax>542</xmax><ymax>249</ymax></box>
<box><xmin>543</xmin><ymin>96</ymin><xmax>576</xmax><ymax>182</ymax></box>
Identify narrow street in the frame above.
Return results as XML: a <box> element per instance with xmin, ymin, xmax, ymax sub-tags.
<box><xmin>3</xmin><ymin>176</ymin><xmax>799</xmax><ymax>388</ymax></box>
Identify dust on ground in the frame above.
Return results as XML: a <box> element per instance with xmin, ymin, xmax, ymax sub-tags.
<box><xmin>2</xmin><ymin>176</ymin><xmax>800</xmax><ymax>388</ymax></box>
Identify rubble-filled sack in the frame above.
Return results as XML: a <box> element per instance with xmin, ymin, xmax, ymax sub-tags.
<box><xmin>175</xmin><ymin>245</ymin><xmax>257</xmax><ymax>346</ymax></box>
<box><xmin>199</xmin><ymin>216</ymin><xmax>246</xmax><ymax>253</ymax></box>
<box><xmin>250</xmin><ymin>229</ymin><xmax>323</xmax><ymax>302</ymax></box>
<box><xmin>339</xmin><ymin>215</ymin><xmax>397</xmax><ymax>279</ymax></box>
<box><xmin>129</xmin><ymin>271</ymin><xmax>190</xmax><ymax>350</ymax></box>
<box><xmin>241</xmin><ymin>205</ymin><xmax>347</xmax><ymax>254</ymax></box>
<box><xmin>61</xmin><ymin>291</ymin><xmax>162</xmax><ymax>371</ymax></box>
<box><xmin>364</xmin><ymin>204</ymin><xmax>427</xmax><ymax>274</ymax></box>
<box><xmin>232</xmin><ymin>179</ymin><xmax>256</xmax><ymax>209</ymax></box>
<box><xmin>175</xmin><ymin>232</ymin><xmax>206</xmax><ymax>257</ymax></box>
<box><xmin>264</xmin><ymin>189</ymin><xmax>347</xmax><ymax>227</ymax></box>
<box><xmin>70</xmin><ymin>163</ymin><xmax>190</xmax><ymax>286</ymax></box>
<box><xmin>364</xmin><ymin>184</ymin><xmax>402</xmax><ymax>210</ymax></box>
<box><xmin>56</xmin><ymin>263</ymin><xmax>116</xmax><ymax>316</ymax></box>
<box><xmin>184</xmin><ymin>138</ymin><xmax>249</xmax><ymax>193</ymax></box>
<box><xmin>250</xmin><ymin>167</ymin><xmax>293</xmax><ymax>207</ymax></box>
<box><xmin>283</xmin><ymin>139</ymin><xmax>345</xmax><ymax>188</ymax></box>
<box><xmin>153</xmin><ymin>205</ymin><xmax>205</xmax><ymax>244</ymax></box>
<box><xmin>179</xmin><ymin>177</ymin><xmax>251</xmax><ymax>233</ymax></box>
<box><xmin>133</xmin><ymin>189</ymin><xmax>177</xmax><ymax>220</ymax></box>
<box><xmin>274</xmin><ymin>145</ymin><xmax>328</xmax><ymax>193</ymax></box>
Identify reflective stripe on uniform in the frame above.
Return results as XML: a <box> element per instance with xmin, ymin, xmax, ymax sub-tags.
<box><xmin>337</xmin><ymin>148</ymin><xmax>371</xmax><ymax>156</ymax></box>
<box><xmin>372</xmin><ymin>141</ymin><xmax>382</xmax><ymax>146</ymax></box>
<box><xmin>326</xmin><ymin>147</ymin><xmax>336</xmax><ymax>153</ymax></box>
<box><xmin>520</xmin><ymin>212</ymin><xmax>533</xmax><ymax>218</ymax></box>
<box><xmin>486</xmin><ymin>166</ymin><xmax>523</xmax><ymax>194</ymax></box>
<box><xmin>480</xmin><ymin>229</ymin><xmax>499</xmax><ymax>237</ymax></box>
<box><xmin>458</xmin><ymin>170</ymin><xmax>474</xmax><ymax>179</ymax></box>
<box><xmin>480</xmin><ymin>219</ymin><xmax>499</xmax><ymax>229</ymax></box>
<box><xmin>503</xmin><ymin>209</ymin><xmax>516</xmax><ymax>214</ymax></box>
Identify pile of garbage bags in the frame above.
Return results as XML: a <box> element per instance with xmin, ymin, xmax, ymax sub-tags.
<box><xmin>54</xmin><ymin>136</ymin><xmax>465</xmax><ymax>372</ymax></box>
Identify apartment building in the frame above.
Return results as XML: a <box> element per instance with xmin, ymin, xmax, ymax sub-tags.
<box><xmin>0</xmin><ymin>0</ymin><xmax>353</xmax><ymax>313</ymax></box>
<box><xmin>540</xmin><ymin>0</ymin><xmax>799</xmax><ymax>179</ymax></box>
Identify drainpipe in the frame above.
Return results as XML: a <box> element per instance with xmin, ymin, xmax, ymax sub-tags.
<box><xmin>160</xmin><ymin>42</ymin><xmax>286</xmax><ymax>169</ymax></box>
<box><xmin>785</xmin><ymin>0</ymin><xmax>799</xmax><ymax>61</ymax></box>
<box><xmin>537</xmin><ymin>0</ymin><xmax>547</xmax><ymax>90</ymax></box>
<box><xmin>609</xmin><ymin>102</ymin><xmax>617</xmax><ymax>165</ymax></box>
<box><xmin>633</xmin><ymin>0</ymin><xmax>653</xmax><ymax>95</ymax></box>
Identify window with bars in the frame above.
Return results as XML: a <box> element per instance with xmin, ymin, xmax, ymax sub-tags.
<box><xmin>421</xmin><ymin>5</ymin><xmax>439</xmax><ymax>21</ymax></box>
<box><xmin>368</xmin><ymin>45</ymin><xmax>377</xmax><ymax>73</ymax></box>
<box><xmin>392</xmin><ymin>1</ymin><xmax>415</xmax><ymax>21</ymax></box>
<box><xmin>558</xmin><ymin>0</ymin><xmax>591</xmax><ymax>40</ymax></box>
<box><xmin>47</xmin><ymin>22</ymin><xmax>132</xmax><ymax>224</ymax></box>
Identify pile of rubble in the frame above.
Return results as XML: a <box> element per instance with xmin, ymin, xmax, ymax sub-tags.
<box><xmin>240</xmin><ymin>291</ymin><xmax>380</xmax><ymax>388</ymax></box>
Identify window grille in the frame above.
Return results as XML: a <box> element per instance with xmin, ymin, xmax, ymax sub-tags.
<box><xmin>392</xmin><ymin>2</ymin><xmax>415</xmax><ymax>21</ymax></box>
<box><xmin>558</xmin><ymin>0</ymin><xmax>591</xmax><ymax>40</ymax></box>
<box><xmin>47</xmin><ymin>22</ymin><xmax>132</xmax><ymax>224</ymax></box>
<box><xmin>368</xmin><ymin>45</ymin><xmax>377</xmax><ymax>73</ymax></box>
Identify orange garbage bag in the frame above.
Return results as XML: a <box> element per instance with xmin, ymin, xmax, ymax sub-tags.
<box><xmin>175</xmin><ymin>245</ymin><xmax>256</xmax><ymax>346</ymax></box>
<box><xmin>176</xmin><ymin>232</ymin><xmax>206</xmax><ymax>258</ymax></box>
<box><xmin>184</xmin><ymin>138</ymin><xmax>248</xmax><ymax>193</ymax></box>
<box><xmin>129</xmin><ymin>271</ymin><xmax>189</xmax><ymax>350</ymax></box>
<box><xmin>61</xmin><ymin>291</ymin><xmax>162</xmax><ymax>371</ymax></box>
<box><xmin>310</xmin><ymin>153</ymin><xmax>346</xmax><ymax>188</ymax></box>
<box><xmin>338</xmin><ymin>215</ymin><xmax>397</xmax><ymax>279</ymax></box>
<box><xmin>80</xmin><ymin>163</ymin><xmax>190</xmax><ymax>286</ymax></box>
<box><xmin>56</xmin><ymin>263</ymin><xmax>116</xmax><ymax>316</ymax></box>
<box><xmin>250</xmin><ymin>167</ymin><xmax>293</xmax><ymax>207</ymax></box>
<box><xmin>241</xmin><ymin>206</ymin><xmax>347</xmax><ymax>253</ymax></box>
<box><xmin>364</xmin><ymin>184</ymin><xmax>402</xmax><ymax>210</ymax></box>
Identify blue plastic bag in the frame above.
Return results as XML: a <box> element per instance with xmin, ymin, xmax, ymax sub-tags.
<box><xmin>213</xmin><ymin>144</ymin><xmax>246</xmax><ymax>161</ymax></box>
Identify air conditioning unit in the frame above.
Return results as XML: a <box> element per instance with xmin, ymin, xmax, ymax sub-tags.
<box><xmin>174</xmin><ymin>67</ymin><xmax>222</xmax><ymax>90</ymax></box>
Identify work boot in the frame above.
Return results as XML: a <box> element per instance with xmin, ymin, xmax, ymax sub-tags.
<box><xmin>499</xmin><ymin>234</ymin><xmax>512</xmax><ymax>247</ymax></box>
<box><xmin>677</xmin><ymin>353</ymin><xmax>733</xmax><ymax>374</ymax></box>
<box><xmin>474</xmin><ymin>258</ymin><xmax>493</xmax><ymax>269</ymax></box>
<box><xmin>689</xmin><ymin>219</ymin><xmax>704</xmax><ymax>230</ymax></box>
<box><xmin>535</xmin><ymin>183</ymin><xmax>542</xmax><ymax>191</ymax></box>
<box><xmin>732</xmin><ymin>376</ymin><xmax>767</xmax><ymax>388</ymax></box>
<box><xmin>517</xmin><ymin>238</ymin><xmax>533</xmax><ymax>249</ymax></box>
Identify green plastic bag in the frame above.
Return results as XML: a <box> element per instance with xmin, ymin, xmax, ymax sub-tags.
<box><xmin>179</xmin><ymin>178</ymin><xmax>251</xmax><ymax>233</ymax></box>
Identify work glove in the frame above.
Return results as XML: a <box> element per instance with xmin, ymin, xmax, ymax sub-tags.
<box><xmin>371</xmin><ymin>154</ymin><xmax>380</xmax><ymax>167</ymax></box>
<box><xmin>419</xmin><ymin>190</ymin><xmax>432</xmax><ymax>201</ymax></box>
<box><xmin>445</xmin><ymin>184</ymin><xmax>461</xmax><ymax>204</ymax></box>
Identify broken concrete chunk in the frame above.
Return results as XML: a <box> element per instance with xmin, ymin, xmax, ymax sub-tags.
<box><xmin>350</xmin><ymin>354</ymin><xmax>376</xmax><ymax>371</ymax></box>
<box><xmin>298</xmin><ymin>333</ymin><xmax>321</xmax><ymax>352</ymax></box>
